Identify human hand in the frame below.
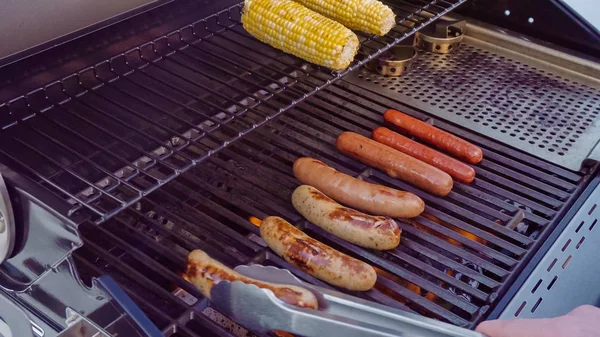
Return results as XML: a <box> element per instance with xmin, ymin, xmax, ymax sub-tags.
<box><xmin>476</xmin><ymin>305</ymin><xmax>600</xmax><ymax>337</ymax></box>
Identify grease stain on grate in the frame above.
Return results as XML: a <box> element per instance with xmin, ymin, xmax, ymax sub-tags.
<box><xmin>349</xmin><ymin>43</ymin><xmax>600</xmax><ymax>170</ymax></box>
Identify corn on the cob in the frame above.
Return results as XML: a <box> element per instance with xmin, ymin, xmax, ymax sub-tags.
<box><xmin>292</xmin><ymin>0</ymin><xmax>396</xmax><ymax>36</ymax></box>
<box><xmin>242</xmin><ymin>0</ymin><xmax>359</xmax><ymax>70</ymax></box>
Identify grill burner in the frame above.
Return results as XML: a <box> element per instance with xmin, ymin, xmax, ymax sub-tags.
<box><xmin>447</xmin><ymin>259</ymin><xmax>483</xmax><ymax>304</ymax></box>
<box><xmin>67</xmin><ymin>78</ymin><xmax>589</xmax><ymax>336</ymax></box>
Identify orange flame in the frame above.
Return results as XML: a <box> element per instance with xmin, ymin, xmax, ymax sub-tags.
<box><xmin>249</xmin><ymin>216</ymin><xmax>262</xmax><ymax>227</ymax></box>
<box><xmin>274</xmin><ymin>331</ymin><xmax>295</xmax><ymax>337</ymax></box>
<box><xmin>373</xmin><ymin>267</ymin><xmax>439</xmax><ymax>303</ymax></box>
<box><xmin>422</xmin><ymin>214</ymin><xmax>488</xmax><ymax>246</ymax></box>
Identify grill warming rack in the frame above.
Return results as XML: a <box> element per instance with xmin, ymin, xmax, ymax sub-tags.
<box><xmin>71</xmin><ymin>80</ymin><xmax>590</xmax><ymax>336</ymax></box>
<box><xmin>0</xmin><ymin>0</ymin><xmax>465</xmax><ymax>224</ymax></box>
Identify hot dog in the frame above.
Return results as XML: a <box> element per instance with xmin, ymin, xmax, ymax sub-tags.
<box><xmin>372</xmin><ymin>127</ymin><xmax>476</xmax><ymax>183</ymax></box>
<box><xmin>292</xmin><ymin>185</ymin><xmax>400</xmax><ymax>250</ymax></box>
<box><xmin>186</xmin><ymin>249</ymin><xmax>318</xmax><ymax>309</ymax></box>
<box><xmin>261</xmin><ymin>216</ymin><xmax>377</xmax><ymax>291</ymax></box>
<box><xmin>293</xmin><ymin>157</ymin><xmax>424</xmax><ymax>218</ymax></box>
<box><xmin>384</xmin><ymin>109</ymin><xmax>483</xmax><ymax>164</ymax></box>
<box><xmin>336</xmin><ymin>132</ymin><xmax>453</xmax><ymax>196</ymax></box>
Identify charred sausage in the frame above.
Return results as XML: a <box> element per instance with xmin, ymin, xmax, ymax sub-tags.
<box><xmin>292</xmin><ymin>185</ymin><xmax>400</xmax><ymax>250</ymax></box>
<box><xmin>372</xmin><ymin>127</ymin><xmax>476</xmax><ymax>183</ymax></box>
<box><xmin>186</xmin><ymin>249</ymin><xmax>318</xmax><ymax>309</ymax></box>
<box><xmin>384</xmin><ymin>109</ymin><xmax>483</xmax><ymax>164</ymax></box>
<box><xmin>293</xmin><ymin>157</ymin><xmax>424</xmax><ymax>218</ymax></box>
<box><xmin>261</xmin><ymin>216</ymin><xmax>377</xmax><ymax>291</ymax></box>
<box><xmin>336</xmin><ymin>132</ymin><xmax>453</xmax><ymax>196</ymax></box>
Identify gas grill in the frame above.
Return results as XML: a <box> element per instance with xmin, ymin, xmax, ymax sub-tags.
<box><xmin>1</xmin><ymin>0</ymin><xmax>600</xmax><ymax>336</ymax></box>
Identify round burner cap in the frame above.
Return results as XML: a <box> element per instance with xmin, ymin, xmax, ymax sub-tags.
<box><xmin>414</xmin><ymin>19</ymin><xmax>466</xmax><ymax>54</ymax></box>
<box><xmin>365</xmin><ymin>45</ymin><xmax>417</xmax><ymax>77</ymax></box>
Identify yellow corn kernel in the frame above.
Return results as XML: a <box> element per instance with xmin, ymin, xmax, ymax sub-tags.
<box><xmin>293</xmin><ymin>0</ymin><xmax>396</xmax><ymax>36</ymax></box>
<box><xmin>242</xmin><ymin>0</ymin><xmax>359</xmax><ymax>70</ymax></box>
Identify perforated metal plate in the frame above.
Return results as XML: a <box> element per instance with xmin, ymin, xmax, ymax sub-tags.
<box><xmin>346</xmin><ymin>33</ymin><xmax>600</xmax><ymax>171</ymax></box>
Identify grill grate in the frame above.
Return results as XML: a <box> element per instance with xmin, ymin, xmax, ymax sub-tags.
<box><xmin>0</xmin><ymin>0</ymin><xmax>465</xmax><ymax>223</ymax></box>
<box><xmin>346</xmin><ymin>42</ymin><xmax>600</xmax><ymax>171</ymax></box>
<box><xmin>72</xmin><ymin>80</ymin><xmax>590</xmax><ymax>336</ymax></box>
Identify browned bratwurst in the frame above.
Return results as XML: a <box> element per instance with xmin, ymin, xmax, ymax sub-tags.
<box><xmin>384</xmin><ymin>109</ymin><xmax>483</xmax><ymax>164</ymax></box>
<box><xmin>186</xmin><ymin>249</ymin><xmax>318</xmax><ymax>309</ymax></box>
<box><xmin>261</xmin><ymin>216</ymin><xmax>377</xmax><ymax>291</ymax></box>
<box><xmin>336</xmin><ymin>132</ymin><xmax>453</xmax><ymax>196</ymax></box>
<box><xmin>292</xmin><ymin>185</ymin><xmax>400</xmax><ymax>250</ymax></box>
<box><xmin>372</xmin><ymin>127</ymin><xmax>476</xmax><ymax>184</ymax></box>
<box><xmin>293</xmin><ymin>157</ymin><xmax>424</xmax><ymax>218</ymax></box>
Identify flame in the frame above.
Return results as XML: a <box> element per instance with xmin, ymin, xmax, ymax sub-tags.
<box><xmin>180</xmin><ymin>271</ymin><xmax>190</xmax><ymax>282</ymax></box>
<box><xmin>373</xmin><ymin>267</ymin><xmax>439</xmax><ymax>303</ymax></box>
<box><xmin>406</xmin><ymin>282</ymin><xmax>420</xmax><ymax>294</ymax></box>
<box><xmin>249</xmin><ymin>216</ymin><xmax>262</xmax><ymax>227</ymax></box>
<box><xmin>274</xmin><ymin>331</ymin><xmax>295</xmax><ymax>337</ymax></box>
<box><xmin>422</xmin><ymin>214</ymin><xmax>488</xmax><ymax>246</ymax></box>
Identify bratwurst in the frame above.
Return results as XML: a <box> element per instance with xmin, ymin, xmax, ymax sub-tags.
<box><xmin>384</xmin><ymin>109</ymin><xmax>483</xmax><ymax>164</ymax></box>
<box><xmin>293</xmin><ymin>157</ymin><xmax>424</xmax><ymax>218</ymax></box>
<box><xmin>261</xmin><ymin>216</ymin><xmax>377</xmax><ymax>291</ymax></box>
<box><xmin>372</xmin><ymin>127</ymin><xmax>476</xmax><ymax>183</ymax></box>
<box><xmin>186</xmin><ymin>249</ymin><xmax>318</xmax><ymax>309</ymax></box>
<box><xmin>336</xmin><ymin>132</ymin><xmax>453</xmax><ymax>196</ymax></box>
<box><xmin>292</xmin><ymin>185</ymin><xmax>400</xmax><ymax>250</ymax></box>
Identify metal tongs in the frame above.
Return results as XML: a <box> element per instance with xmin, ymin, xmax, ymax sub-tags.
<box><xmin>211</xmin><ymin>265</ymin><xmax>486</xmax><ymax>337</ymax></box>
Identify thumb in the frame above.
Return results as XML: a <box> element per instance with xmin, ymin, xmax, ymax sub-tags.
<box><xmin>476</xmin><ymin>317</ymin><xmax>560</xmax><ymax>337</ymax></box>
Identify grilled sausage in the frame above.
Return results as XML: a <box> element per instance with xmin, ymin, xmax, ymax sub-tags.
<box><xmin>384</xmin><ymin>109</ymin><xmax>483</xmax><ymax>164</ymax></box>
<box><xmin>336</xmin><ymin>132</ymin><xmax>453</xmax><ymax>196</ymax></box>
<box><xmin>372</xmin><ymin>127</ymin><xmax>476</xmax><ymax>183</ymax></box>
<box><xmin>186</xmin><ymin>249</ymin><xmax>318</xmax><ymax>309</ymax></box>
<box><xmin>292</xmin><ymin>185</ymin><xmax>400</xmax><ymax>250</ymax></box>
<box><xmin>293</xmin><ymin>157</ymin><xmax>424</xmax><ymax>218</ymax></box>
<box><xmin>261</xmin><ymin>216</ymin><xmax>377</xmax><ymax>291</ymax></box>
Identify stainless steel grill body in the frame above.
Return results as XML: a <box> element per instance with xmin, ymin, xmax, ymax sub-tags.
<box><xmin>0</xmin><ymin>1</ymin><xmax>599</xmax><ymax>337</ymax></box>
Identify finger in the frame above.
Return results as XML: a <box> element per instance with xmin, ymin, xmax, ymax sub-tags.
<box><xmin>476</xmin><ymin>318</ymin><xmax>560</xmax><ymax>337</ymax></box>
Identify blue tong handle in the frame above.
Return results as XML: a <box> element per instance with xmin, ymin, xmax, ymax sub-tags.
<box><xmin>97</xmin><ymin>275</ymin><xmax>164</xmax><ymax>337</ymax></box>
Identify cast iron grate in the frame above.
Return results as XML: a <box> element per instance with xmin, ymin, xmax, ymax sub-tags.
<box><xmin>73</xmin><ymin>80</ymin><xmax>590</xmax><ymax>336</ymax></box>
